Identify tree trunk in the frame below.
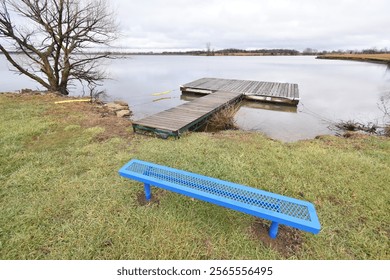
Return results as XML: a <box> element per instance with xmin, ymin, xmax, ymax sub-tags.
<box><xmin>57</xmin><ymin>85</ymin><xmax>69</xmax><ymax>96</ymax></box>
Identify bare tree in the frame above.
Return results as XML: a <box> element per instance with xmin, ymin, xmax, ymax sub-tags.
<box><xmin>378</xmin><ymin>91</ymin><xmax>390</xmax><ymax>121</ymax></box>
<box><xmin>0</xmin><ymin>0</ymin><xmax>117</xmax><ymax>95</ymax></box>
<box><xmin>205</xmin><ymin>42</ymin><xmax>214</xmax><ymax>56</ymax></box>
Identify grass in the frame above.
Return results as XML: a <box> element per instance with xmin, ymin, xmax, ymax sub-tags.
<box><xmin>317</xmin><ymin>53</ymin><xmax>390</xmax><ymax>64</ymax></box>
<box><xmin>0</xmin><ymin>94</ymin><xmax>389</xmax><ymax>260</ymax></box>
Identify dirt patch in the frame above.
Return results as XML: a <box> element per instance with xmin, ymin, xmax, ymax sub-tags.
<box><xmin>249</xmin><ymin>219</ymin><xmax>303</xmax><ymax>258</ymax></box>
<box><xmin>327</xmin><ymin>195</ymin><xmax>343</xmax><ymax>205</ymax></box>
<box><xmin>342</xmin><ymin>131</ymin><xmax>370</xmax><ymax>140</ymax></box>
<box><xmin>38</xmin><ymin>246</ymin><xmax>51</xmax><ymax>256</ymax></box>
<box><xmin>136</xmin><ymin>190</ymin><xmax>162</xmax><ymax>206</ymax></box>
<box><xmin>44</xmin><ymin>99</ymin><xmax>134</xmax><ymax>141</ymax></box>
<box><xmin>79</xmin><ymin>110</ymin><xmax>133</xmax><ymax>142</ymax></box>
<box><xmin>204</xmin><ymin>238</ymin><xmax>214</xmax><ymax>256</ymax></box>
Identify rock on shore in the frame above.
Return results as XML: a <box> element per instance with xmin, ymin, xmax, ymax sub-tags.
<box><xmin>103</xmin><ymin>101</ymin><xmax>132</xmax><ymax>118</ymax></box>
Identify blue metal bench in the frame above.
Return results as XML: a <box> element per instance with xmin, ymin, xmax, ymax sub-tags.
<box><xmin>118</xmin><ymin>159</ymin><xmax>321</xmax><ymax>239</ymax></box>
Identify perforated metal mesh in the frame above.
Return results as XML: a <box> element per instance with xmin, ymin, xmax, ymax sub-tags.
<box><xmin>127</xmin><ymin>162</ymin><xmax>311</xmax><ymax>221</ymax></box>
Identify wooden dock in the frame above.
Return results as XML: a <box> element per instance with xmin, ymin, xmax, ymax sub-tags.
<box><xmin>132</xmin><ymin>91</ymin><xmax>242</xmax><ymax>138</ymax></box>
<box><xmin>133</xmin><ymin>77</ymin><xmax>299</xmax><ymax>138</ymax></box>
<box><xmin>180</xmin><ymin>77</ymin><xmax>299</xmax><ymax>105</ymax></box>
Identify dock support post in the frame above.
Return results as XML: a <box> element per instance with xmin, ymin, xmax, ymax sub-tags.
<box><xmin>144</xmin><ymin>183</ymin><xmax>151</xmax><ymax>201</ymax></box>
<box><xmin>269</xmin><ymin>221</ymin><xmax>279</xmax><ymax>239</ymax></box>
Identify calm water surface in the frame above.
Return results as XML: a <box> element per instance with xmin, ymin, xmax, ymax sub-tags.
<box><xmin>1</xmin><ymin>55</ymin><xmax>389</xmax><ymax>141</ymax></box>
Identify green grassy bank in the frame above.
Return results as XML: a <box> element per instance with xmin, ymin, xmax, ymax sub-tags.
<box><xmin>0</xmin><ymin>94</ymin><xmax>389</xmax><ymax>260</ymax></box>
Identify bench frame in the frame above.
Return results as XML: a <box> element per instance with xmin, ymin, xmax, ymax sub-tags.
<box><xmin>119</xmin><ymin>159</ymin><xmax>321</xmax><ymax>239</ymax></box>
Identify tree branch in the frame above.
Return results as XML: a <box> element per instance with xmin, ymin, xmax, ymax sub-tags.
<box><xmin>1</xmin><ymin>0</ymin><xmax>118</xmax><ymax>95</ymax></box>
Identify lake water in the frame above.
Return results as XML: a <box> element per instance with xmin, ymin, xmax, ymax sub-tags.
<box><xmin>1</xmin><ymin>55</ymin><xmax>389</xmax><ymax>141</ymax></box>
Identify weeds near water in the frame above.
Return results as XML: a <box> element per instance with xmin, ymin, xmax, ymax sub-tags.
<box><xmin>330</xmin><ymin>118</ymin><xmax>390</xmax><ymax>137</ymax></box>
<box><xmin>330</xmin><ymin>91</ymin><xmax>390</xmax><ymax>137</ymax></box>
<box><xmin>332</xmin><ymin>120</ymin><xmax>378</xmax><ymax>134</ymax></box>
<box><xmin>203</xmin><ymin>102</ymin><xmax>241</xmax><ymax>132</ymax></box>
<box><xmin>384</xmin><ymin>125</ymin><xmax>390</xmax><ymax>137</ymax></box>
<box><xmin>378</xmin><ymin>92</ymin><xmax>390</xmax><ymax>137</ymax></box>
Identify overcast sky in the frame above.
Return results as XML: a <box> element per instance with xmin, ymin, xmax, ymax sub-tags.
<box><xmin>110</xmin><ymin>0</ymin><xmax>390</xmax><ymax>52</ymax></box>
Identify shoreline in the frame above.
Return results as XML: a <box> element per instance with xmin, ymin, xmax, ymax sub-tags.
<box><xmin>316</xmin><ymin>54</ymin><xmax>390</xmax><ymax>65</ymax></box>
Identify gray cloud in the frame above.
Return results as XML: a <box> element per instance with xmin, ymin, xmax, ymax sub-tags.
<box><xmin>111</xmin><ymin>0</ymin><xmax>389</xmax><ymax>51</ymax></box>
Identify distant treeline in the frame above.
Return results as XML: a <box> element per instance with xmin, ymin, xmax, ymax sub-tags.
<box><xmin>2</xmin><ymin>47</ymin><xmax>389</xmax><ymax>56</ymax></box>
<box><xmin>126</xmin><ymin>48</ymin><xmax>300</xmax><ymax>56</ymax></box>
<box><xmin>107</xmin><ymin>47</ymin><xmax>390</xmax><ymax>56</ymax></box>
<box><xmin>302</xmin><ymin>47</ymin><xmax>390</xmax><ymax>55</ymax></box>
<box><xmin>194</xmin><ymin>48</ymin><xmax>299</xmax><ymax>56</ymax></box>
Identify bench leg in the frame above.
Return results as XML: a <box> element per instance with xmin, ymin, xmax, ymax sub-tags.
<box><xmin>144</xmin><ymin>183</ymin><xmax>152</xmax><ymax>201</ymax></box>
<box><xmin>269</xmin><ymin>221</ymin><xmax>279</xmax><ymax>239</ymax></box>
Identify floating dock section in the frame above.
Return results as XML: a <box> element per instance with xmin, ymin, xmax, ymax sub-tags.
<box><xmin>181</xmin><ymin>77</ymin><xmax>299</xmax><ymax>105</ymax></box>
<box><xmin>132</xmin><ymin>91</ymin><xmax>242</xmax><ymax>138</ymax></box>
<box><xmin>133</xmin><ymin>77</ymin><xmax>299</xmax><ymax>138</ymax></box>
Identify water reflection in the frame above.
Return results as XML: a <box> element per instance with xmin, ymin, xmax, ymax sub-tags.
<box><xmin>378</xmin><ymin>91</ymin><xmax>390</xmax><ymax>123</ymax></box>
<box><xmin>241</xmin><ymin>100</ymin><xmax>297</xmax><ymax>113</ymax></box>
<box><xmin>180</xmin><ymin>92</ymin><xmax>204</xmax><ymax>102</ymax></box>
<box><xmin>153</xmin><ymin>97</ymin><xmax>174</xmax><ymax>103</ymax></box>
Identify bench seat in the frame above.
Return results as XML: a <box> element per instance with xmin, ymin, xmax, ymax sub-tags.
<box><xmin>119</xmin><ymin>159</ymin><xmax>321</xmax><ymax>239</ymax></box>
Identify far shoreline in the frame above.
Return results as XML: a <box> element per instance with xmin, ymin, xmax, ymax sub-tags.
<box><xmin>316</xmin><ymin>53</ymin><xmax>390</xmax><ymax>65</ymax></box>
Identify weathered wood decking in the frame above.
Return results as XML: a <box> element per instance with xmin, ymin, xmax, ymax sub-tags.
<box><xmin>180</xmin><ymin>77</ymin><xmax>299</xmax><ymax>105</ymax></box>
<box><xmin>132</xmin><ymin>91</ymin><xmax>242</xmax><ymax>137</ymax></box>
<box><xmin>133</xmin><ymin>77</ymin><xmax>299</xmax><ymax>138</ymax></box>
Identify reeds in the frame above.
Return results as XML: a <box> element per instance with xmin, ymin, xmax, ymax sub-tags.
<box><xmin>204</xmin><ymin>102</ymin><xmax>241</xmax><ymax>132</ymax></box>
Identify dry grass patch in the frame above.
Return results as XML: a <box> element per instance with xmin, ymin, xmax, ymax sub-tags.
<box><xmin>317</xmin><ymin>53</ymin><xmax>390</xmax><ymax>63</ymax></box>
<box><xmin>203</xmin><ymin>103</ymin><xmax>241</xmax><ymax>132</ymax></box>
<box><xmin>42</xmin><ymin>97</ymin><xmax>134</xmax><ymax>141</ymax></box>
